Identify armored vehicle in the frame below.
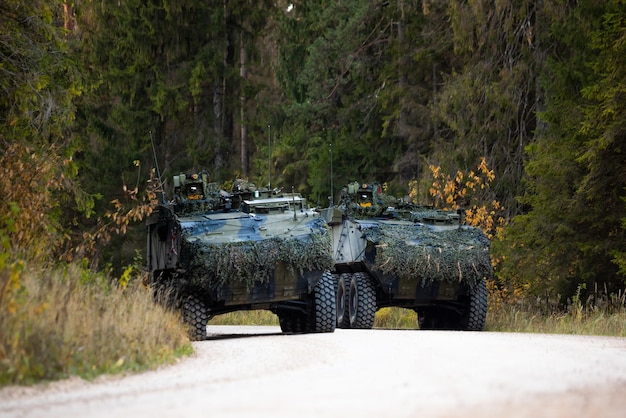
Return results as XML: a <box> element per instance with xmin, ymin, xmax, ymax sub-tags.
<box><xmin>322</xmin><ymin>181</ymin><xmax>491</xmax><ymax>331</ymax></box>
<box><xmin>146</xmin><ymin>173</ymin><xmax>335</xmax><ymax>340</ymax></box>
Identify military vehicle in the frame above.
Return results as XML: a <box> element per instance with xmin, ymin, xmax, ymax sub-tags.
<box><xmin>146</xmin><ymin>173</ymin><xmax>336</xmax><ymax>340</ymax></box>
<box><xmin>322</xmin><ymin>181</ymin><xmax>491</xmax><ymax>331</ymax></box>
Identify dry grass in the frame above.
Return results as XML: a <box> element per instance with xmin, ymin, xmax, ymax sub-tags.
<box><xmin>0</xmin><ymin>262</ymin><xmax>191</xmax><ymax>386</ymax></box>
<box><xmin>206</xmin><ymin>307</ymin><xmax>427</xmax><ymax>330</ymax></box>
<box><xmin>486</xmin><ymin>283</ymin><xmax>626</xmax><ymax>336</ymax></box>
<box><xmin>206</xmin><ymin>307</ymin><xmax>418</xmax><ymax>329</ymax></box>
<box><xmin>374</xmin><ymin>307</ymin><xmax>419</xmax><ymax>329</ymax></box>
<box><xmin>209</xmin><ymin>310</ymin><xmax>279</xmax><ymax>326</ymax></box>
<box><xmin>485</xmin><ymin>304</ymin><xmax>626</xmax><ymax>336</ymax></box>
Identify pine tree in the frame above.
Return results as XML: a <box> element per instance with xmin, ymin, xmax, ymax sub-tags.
<box><xmin>0</xmin><ymin>0</ymin><xmax>85</xmax><ymax>261</ymax></box>
<box><xmin>496</xmin><ymin>1</ymin><xmax>626</xmax><ymax>299</ymax></box>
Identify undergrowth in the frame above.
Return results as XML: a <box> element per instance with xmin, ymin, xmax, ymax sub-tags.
<box><xmin>0</xmin><ymin>262</ymin><xmax>192</xmax><ymax>386</ymax></box>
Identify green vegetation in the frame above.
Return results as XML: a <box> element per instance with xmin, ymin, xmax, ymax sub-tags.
<box><xmin>2</xmin><ymin>0</ymin><xmax>626</xmax><ymax>387</ymax></box>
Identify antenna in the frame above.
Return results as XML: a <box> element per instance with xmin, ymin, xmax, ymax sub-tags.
<box><xmin>267</xmin><ymin>124</ymin><xmax>271</xmax><ymax>190</ymax></box>
<box><xmin>329</xmin><ymin>143</ymin><xmax>334</xmax><ymax>207</ymax></box>
<box><xmin>149</xmin><ymin>130</ymin><xmax>165</xmax><ymax>204</ymax></box>
<box><xmin>292</xmin><ymin>186</ymin><xmax>297</xmax><ymax>221</ymax></box>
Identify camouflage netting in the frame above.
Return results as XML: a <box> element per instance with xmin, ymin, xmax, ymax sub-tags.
<box><xmin>364</xmin><ymin>224</ymin><xmax>492</xmax><ymax>289</ymax></box>
<box><xmin>179</xmin><ymin>230</ymin><xmax>333</xmax><ymax>290</ymax></box>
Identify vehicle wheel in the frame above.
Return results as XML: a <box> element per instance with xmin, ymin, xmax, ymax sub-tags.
<box><xmin>417</xmin><ymin>308</ymin><xmax>453</xmax><ymax>330</ymax></box>
<box><xmin>278</xmin><ymin>314</ymin><xmax>292</xmax><ymax>333</ymax></box>
<box><xmin>182</xmin><ymin>294</ymin><xmax>208</xmax><ymax>341</ymax></box>
<box><xmin>348</xmin><ymin>272</ymin><xmax>376</xmax><ymax>329</ymax></box>
<box><xmin>461</xmin><ymin>278</ymin><xmax>488</xmax><ymax>331</ymax></box>
<box><xmin>417</xmin><ymin>308</ymin><xmax>435</xmax><ymax>330</ymax></box>
<box><xmin>278</xmin><ymin>313</ymin><xmax>304</xmax><ymax>333</ymax></box>
<box><xmin>336</xmin><ymin>274</ymin><xmax>351</xmax><ymax>328</ymax></box>
<box><xmin>291</xmin><ymin>315</ymin><xmax>305</xmax><ymax>333</ymax></box>
<box><xmin>307</xmin><ymin>271</ymin><xmax>336</xmax><ymax>333</ymax></box>
<box><xmin>418</xmin><ymin>307</ymin><xmax>464</xmax><ymax>330</ymax></box>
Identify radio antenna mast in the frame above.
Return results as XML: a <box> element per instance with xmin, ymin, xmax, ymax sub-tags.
<box><xmin>149</xmin><ymin>130</ymin><xmax>165</xmax><ymax>204</ymax></box>
<box><xmin>267</xmin><ymin>124</ymin><xmax>271</xmax><ymax>190</ymax></box>
<box><xmin>329</xmin><ymin>143</ymin><xmax>334</xmax><ymax>207</ymax></box>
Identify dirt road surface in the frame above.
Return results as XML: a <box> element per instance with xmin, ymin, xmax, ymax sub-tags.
<box><xmin>2</xmin><ymin>326</ymin><xmax>626</xmax><ymax>418</ymax></box>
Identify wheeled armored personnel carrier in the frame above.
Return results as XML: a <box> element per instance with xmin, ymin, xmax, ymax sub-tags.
<box><xmin>322</xmin><ymin>181</ymin><xmax>491</xmax><ymax>331</ymax></box>
<box><xmin>146</xmin><ymin>173</ymin><xmax>336</xmax><ymax>340</ymax></box>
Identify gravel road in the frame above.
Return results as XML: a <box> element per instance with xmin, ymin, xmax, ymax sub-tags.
<box><xmin>2</xmin><ymin>325</ymin><xmax>626</xmax><ymax>418</ymax></box>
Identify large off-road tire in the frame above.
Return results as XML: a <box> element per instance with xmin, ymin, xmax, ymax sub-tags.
<box><xmin>460</xmin><ymin>277</ymin><xmax>488</xmax><ymax>331</ymax></box>
<box><xmin>417</xmin><ymin>278</ymin><xmax>488</xmax><ymax>331</ymax></box>
<box><xmin>307</xmin><ymin>271</ymin><xmax>337</xmax><ymax>333</ymax></box>
<box><xmin>417</xmin><ymin>308</ymin><xmax>454</xmax><ymax>330</ymax></box>
<box><xmin>348</xmin><ymin>272</ymin><xmax>376</xmax><ymax>329</ymax></box>
<box><xmin>182</xmin><ymin>294</ymin><xmax>209</xmax><ymax>341</ymax></box>
<box><xmin>278</xmin><ymin>313</ymin><xmax>304</xmax><ymax>333</ymax></box>
<box><xmin>336</xmin><ymin>273</ymin><xmax>351</xmax><ymax>329</ymax></box>
<box><xmin>278</xmin><ymin>314</ymin><xmax>292</xmax><ymax>333</ymax></box>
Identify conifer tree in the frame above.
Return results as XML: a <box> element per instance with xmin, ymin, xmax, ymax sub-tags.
<box><xmin>496</xmin><ymin>1</ymin><xmax>626</xmax><ymax>299</ymax></box>
<box><xmin>0</xmin><ymin>0</ymin><xmax>85</xmax><ymax>261</ymax></box>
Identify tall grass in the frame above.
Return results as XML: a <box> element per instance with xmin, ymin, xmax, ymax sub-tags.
<box><xmin>0</xmin><ymin>262</ymin><xmax>192</xmax><ymax>386</ymax></box>
<box><xmin>209</xmin><ymin>310</ymin><xmax>279</xmax><ymax>326</ymax></box>
<box><xmin>485</xmin><ymin>284</ymin><xmax>626</xmax><ymax>336</ymax></box>
<box><xmin>485</xmin><ymin>307</ymin><xmax>626</xmax><ymax>335</ymax></box>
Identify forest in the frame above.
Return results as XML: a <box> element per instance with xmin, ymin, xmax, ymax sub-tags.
<box><xmin>1</xmin><ymin>0</ymin><xmax>625</xmax><ymax>304</ymax></box>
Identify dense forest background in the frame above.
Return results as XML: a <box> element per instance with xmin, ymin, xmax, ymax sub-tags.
<box><xmin>1</xmin><ymin>0</ymin><xmax>625</xmax><ymax>302</ymax></box>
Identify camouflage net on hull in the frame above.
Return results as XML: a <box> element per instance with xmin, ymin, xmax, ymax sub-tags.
<box><xmin>363</xmin><ymin>224</ymin><xmax>492</xmax><ymax>289</ymax></box>
<box><xmin>179</xmin><ymin>231</ymin><xmax>333</xmax><ymax>291</ymax></box>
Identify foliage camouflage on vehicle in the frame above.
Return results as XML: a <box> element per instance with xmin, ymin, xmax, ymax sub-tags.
<box><xmin>361</xmin><ymin>222</ymin><xmax>492</xmax><ymax>289</ymax></box>
<box><xmin>325</xmin><ymin>181</ymin><xmax>491</xmax><ymax>331</ymax></box>
<box><xmin>147</xmin><ymin>173</ymin><xmax>336</xmax><ymax>339</ymax></box>
<box><xmin>178</xmin><ymin>223</ymin><xmax>332</xmax><ymax>290</ymax></box>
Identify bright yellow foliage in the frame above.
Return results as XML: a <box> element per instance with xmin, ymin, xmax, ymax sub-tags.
<box><xmin>418</xmin><ymin>157</ymin><xmax>507</xmax><ymax>240</ymax></box>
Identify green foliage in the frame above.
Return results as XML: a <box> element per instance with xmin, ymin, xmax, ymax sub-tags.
<box><xmin>274</xmin><ymin>1</ymin><xmax>407</xmax><ymax>199</ymax></box>
<box><xmin>428</xmin><ymin>0</ymin><xmax>537</xmax><ymax>218</ymax></box>
<box><xmin>496</xmin><ymin>1</ymin><xmax>626</xmax><ymax>301</ymax></box>
<box><xmin>0</xmin><ymin>0</ymin><xmax>81</xmax><ymax>145</ymax></box>
<box><xmin>4</xmin><ymin>0</ymin><xmax>626</xmax><ymax>366</ymax></box>
<box><xmin>0</xmin><ymin>0</ymin><xmax>95</xmax><ymax>264</ymax></box>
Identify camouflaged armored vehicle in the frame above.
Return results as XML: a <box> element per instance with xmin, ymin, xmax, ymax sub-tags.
<box><xmin>321</xmin><ymin>181</ymin><xmax>491</xmax><ymax>331</ymax></box>
<box><xmin>146</xmin><ymin>173</ymin><xmax>335</xmax><ymax>340</ymax></box>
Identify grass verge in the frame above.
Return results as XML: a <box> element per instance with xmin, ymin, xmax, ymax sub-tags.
<box><xmin>0</xmin><ymin>262</ymin><xmax>192</xmax><ymax>386</ymax></box>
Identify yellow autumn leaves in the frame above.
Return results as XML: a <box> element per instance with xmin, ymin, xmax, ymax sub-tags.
<box><xmin>410</xmin><ymin>157</ymin><xmax>505</xmax><ymax>240</ymax></box>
